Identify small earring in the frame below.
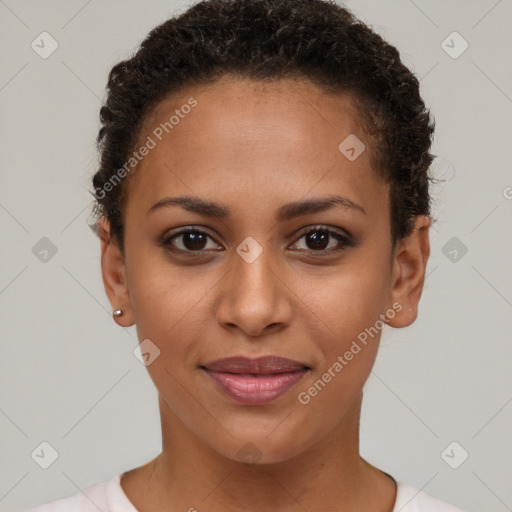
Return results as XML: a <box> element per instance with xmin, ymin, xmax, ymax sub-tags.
<box><xmin>113</xmin><ymin>309</ymin><xmax>123</xmax><ymax>318</ymax></box>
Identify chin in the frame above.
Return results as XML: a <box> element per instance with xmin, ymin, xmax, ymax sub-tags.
<box><xmin>209</xmin><ymin>429</ymin><xmax>318</xmax><ymax>466</ymax></box>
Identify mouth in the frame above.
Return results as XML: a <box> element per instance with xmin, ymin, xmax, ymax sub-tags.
<box><xmin>200</xmin><ymin>356</ymin><xmax>311</xmax><ymax>405</ymax></box>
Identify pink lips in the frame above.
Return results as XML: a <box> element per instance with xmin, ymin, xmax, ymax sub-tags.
<box><xmin>202</xmin><ymin>356</ymin><xmax>309</xmax><ymax>405</ymax></box>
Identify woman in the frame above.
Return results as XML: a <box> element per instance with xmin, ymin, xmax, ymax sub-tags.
<box><xmin>28</xmin><ymin>0</ymin><xmax>466</xmax><ymax>510</ymax></box>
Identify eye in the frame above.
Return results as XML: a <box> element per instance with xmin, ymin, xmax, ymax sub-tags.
<box><xmin>289</xmin><ymin>225</ymin><xmax>353</xmax><ymax>255</ymax></box>
<box><xmin>160</xmin><ymin>225</ymin><xmax>354</xmax><ymax>256</ymax></box>
<box><xmin>161</xmin><ymin>228</ymin><xmax>223</xmax><ymax>253</ymax></box>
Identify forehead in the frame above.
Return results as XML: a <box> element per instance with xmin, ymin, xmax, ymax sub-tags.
<box><xmin>142</xmin><ymin>77</ymin><xmax>366</xmax><ymax>149</ymax></box>
<box><xmin>124</xmin><ymin>77</ymin><xmax>385</xmax><ymax>219</ymax></box>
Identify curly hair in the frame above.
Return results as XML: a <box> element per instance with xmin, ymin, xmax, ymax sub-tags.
<box><xmin>89</xmin><ymin>0</ymin><xmax>435</xmax><ymax>255</ymax></box>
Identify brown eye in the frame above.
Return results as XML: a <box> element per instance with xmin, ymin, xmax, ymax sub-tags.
<box><xmin>304</xmin><ymin>230</ymin><xmax>330</xmax><ymax>251</ymax></box>
<box><xmin>162</xmin><ymin>228</ymin><xmax>223</xmax><ymax>253</ymax></box>
<box><xmin>290</xmin><ymin>225</ymin><xmax>354</xmax><ymax>255</ymax></box>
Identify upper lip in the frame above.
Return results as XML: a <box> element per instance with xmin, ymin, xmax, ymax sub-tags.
<box><xmin>202</xmin><ymin>356</ymin><xmax>310</xmax><ymax>374</ymax></box>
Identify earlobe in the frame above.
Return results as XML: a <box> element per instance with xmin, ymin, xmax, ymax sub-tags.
<box><xmin>387</xmin><ymin>215</ymin><xmax>431</xmax><ymax>328</ymax></box>
<box><xmin>97</xmin><ymin>216</ymin><xmax>135</xmax><ymax>327</ymax></box>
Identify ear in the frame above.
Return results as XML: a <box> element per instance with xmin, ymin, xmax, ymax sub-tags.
<box><xmin>97</xmin><ymin>216</ymin><xmax>135</xmax><ymax>327</ymax></box>
<box><xmin>387</xmin><ymin>215</ymin><xmax>431</xmax><ymax>328</ymax></box>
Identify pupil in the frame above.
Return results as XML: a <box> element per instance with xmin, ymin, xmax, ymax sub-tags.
<box><xmin>181</xmin><ymin>231</ymin><xmax>331</xmax><ymax>251</ymax></box>
<box><xmin>307</xmin><ymin>231</ymin><xmax>328</xmax><ymax>250</ymax></box>
<box><xmin>184</xmin><ymin>232</ymin><xmax>206</xmax><ymax>250</ymax></box>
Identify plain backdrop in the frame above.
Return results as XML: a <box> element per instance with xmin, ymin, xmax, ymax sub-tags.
<box><xmin>0</xmin><ymin>1</ymin><xmax>511</xmax><ymax>511</ymax></box>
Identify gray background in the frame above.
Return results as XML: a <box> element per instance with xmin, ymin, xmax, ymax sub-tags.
<box><xmin>1</xmin><ymin>1</ymin><xmax>511</xmax><ymax>511</ymax></box>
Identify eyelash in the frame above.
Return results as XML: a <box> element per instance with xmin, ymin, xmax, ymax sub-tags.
<box><xmin>160</xmin><ymin>225</ymin><xmax>354</xmax><ymax>257</ymax></box>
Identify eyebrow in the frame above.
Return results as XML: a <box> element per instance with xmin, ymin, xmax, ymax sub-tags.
<box><xmin>146</xmin><ymin>194</ymin><xmax>367</xmax><ymax>221</ymax></box>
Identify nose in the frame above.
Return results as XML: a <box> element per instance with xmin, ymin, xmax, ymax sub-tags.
<box><xmin>215</xmin><ymin>246</ymin><xmax>292</xmax><ymax>338</ymax></box>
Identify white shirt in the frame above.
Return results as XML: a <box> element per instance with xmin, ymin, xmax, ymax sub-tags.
<box><xmin>26</xmin><ymin>473</ymin><xmax>466</xmax><ymax>512</ymax></box>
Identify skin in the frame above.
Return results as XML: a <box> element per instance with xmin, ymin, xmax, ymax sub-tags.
<box><xmin>97</xmin><ymin>76</ymin><xmax>430</xmax><ymax>512</ymax></box>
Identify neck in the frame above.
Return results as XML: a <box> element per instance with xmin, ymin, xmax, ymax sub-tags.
<box><xmin>121</xmin><ymin>391</ymin><xmax>396</xmax><ymax>511</ymax></box>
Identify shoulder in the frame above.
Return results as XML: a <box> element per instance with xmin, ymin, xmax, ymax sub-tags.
<box><xmin>25</xmin><ymin>475</ymin><xmax>467</xmax><ymax>512</ymax></box>
<box><xmin>394</xmin><ymin>481</ymin><xmax>466</xmax><ymax>512</ymax></box>
<box><xmin>24</xmin><ymin>473</ymin><xmax>125</xmax><ymax>512</ymax></box>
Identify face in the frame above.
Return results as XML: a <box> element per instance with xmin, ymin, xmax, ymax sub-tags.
<box><xmin>99</xmin><ymin>77</ymin><xmax>430</xmax><ymax>464</ymax></box>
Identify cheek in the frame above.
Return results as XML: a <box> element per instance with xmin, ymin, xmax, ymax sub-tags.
<box><xmin>293</xmin><ymin>270</ymin><xmax>387</xmax><ymax>423</ymax></box>
<box><xmin>295</xmin><ymin>258</ymin><xmax>391</xmax><ymax>341</ymax></box>
<box><xmin>125</xmin><ymin>242</ymin><xmax>216</xmax><ymax>339</ymax></box>
<box><xmin>291</xmin><ymin>254</ymin><xmax>391</xmax><ymax>403</ymax></box>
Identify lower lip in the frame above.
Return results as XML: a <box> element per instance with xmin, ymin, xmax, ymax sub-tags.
<box><xmin>202</xmin><ymin>368</ymin><xmax>308</xmax><ymax>405</ymax></box>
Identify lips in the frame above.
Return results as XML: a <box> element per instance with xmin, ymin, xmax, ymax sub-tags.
<box><xmin>201</xmin><ymin>356</ymin><xmax>310</xmax><ymax>405</ymax></box>
<box><xmin>203</xmin><ymin>355</ymin><xmax>309</xmax><ymax>374</ymax></box>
